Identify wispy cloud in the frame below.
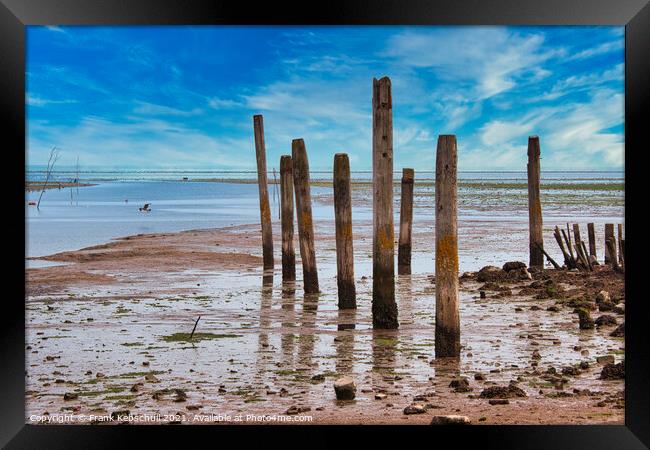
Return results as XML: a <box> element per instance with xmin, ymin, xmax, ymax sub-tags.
<box><xmin>26</xmin><ymin>26</ymin><xmax>624</xmax><ymax>171</ymax></box>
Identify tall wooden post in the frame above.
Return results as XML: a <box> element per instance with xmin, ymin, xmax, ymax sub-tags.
<box><xmin>372</xmin><ymin>76</ymin><xmax>398</xmax><ymax>329</ymax></box>
<box><xmin>333</xmin><ymin>153</ymin><xmax>356</xmax><ymax>309</ymax></box>
<box><xmin>253</xmin><ymin>115</ymin><xmax>274</xmax><ymax>272</ymax></box>
<box><xmin>604</xmin><ymin>223</ymin><xmax>615</xmax><ymax>264</ymax></box>
<box><xmin>435</xmin><ymin>135</ymin><xmax>460</xmax><ymax>358</ymax></box>
<box><xmin>587</xmin><ymin>223</ymin><xmax>597</xmax><ymax>258</ymax></box>
<box><xmin>292</xmin><ymin>139</ymin><xmax>319</xmax><ymax>294</ymax></box>
<box><xmin>398</xmin><ymin>168</ymin><xmax>414</xmax><ymax>275</ymax></box>
<box><xmin>527</xmin><ymin>136</ymin><xmax>544</xmax><ymax>268</ymax></box>
<box><xmin>280</xmin><ymin>155</ymin><xmax>295</xmax><ymax>283</ymax></box>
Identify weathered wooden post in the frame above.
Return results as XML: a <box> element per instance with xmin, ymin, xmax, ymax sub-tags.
<box><xmin>587</xmin><ymin>223</ymin><xmax>597</xmax><ymax>259</ymax></box>
<box><xmin>435</xmin><ymin>135</ymin><xmax>460</xmax><ymax>358</ymax></box>
<box><xmin>280</xmin><ymin>155</ymin><xmax>295</xmax><ymax>283</ymax></box>
<box><xmin>333</xmin><ymin>153</ymin><xmax>356</xmax><ymax>309</ymax></box>
<box><xmin>617</xmin><ymin>224</ymin><xmax>624</xmax><ymax>264</ymax></box>
<box><xmin>527</xmin><ymin>136</ymin><xmax>544</xmax><ymax>269</ymax></box>
<box><xmin>572</xmin><ymin>224</ymin><xmax>582</xmax><ymax>246</ymax></box>
<box><xmin>398</xmin><ymin>168</ymin><xmax>414</xmax><ymax>275</ymax></box>
<box><xmin>292</xmin><ymin>139</ymin><xmax>319</xmax><ymax>294</ymax></box>
<box><xmin>604</xmin><ymin>223</ymin><xmax>615</xmax><ymax>264</ymax></box>
<box><xmin>253</xmin><ymin>115</ymin><xmax>274</xmax><ymax>273</ymax></box>
<box><xmin>372</xmin><ymin>76</ymin><xmax>398</xmax><ymax>329</ymax></box>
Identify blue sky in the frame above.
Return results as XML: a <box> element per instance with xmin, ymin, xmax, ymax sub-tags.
<box><xmin>26</xmin><ymin>26</ymin><xmax>624</xmax><ymax>171</ymax></box>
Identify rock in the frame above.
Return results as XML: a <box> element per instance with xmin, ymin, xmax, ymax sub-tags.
<box><xmin>477</xmin><ymin>266</ymin><xmax>507</xmax><ymax>282</ymax></box>
<box><xmin>503</xmin><ymin>261</ymin><xmax>527</xmax><ymax>272</ymax></box>
<box><xmin>532</xmin><ymin>350</ymin><xmax>541</xmax><ymax>360</ymax></box>
<box><xmin>596</xmin><ymin>355</ymin><xmax>615</xmax><ymax>365</ymax></box>
<box><xmin>286</xmin><ymin>405</ymin><xmax>311</xmax><ymax>415</ymax></box>
<box><xmin>311</xmin><ymin>374</ymin><xmax>325</xmax><ymax>382</ymax></box>
<box><xmin>449</xmin><ymin>377</ymin><xmax>472</xmax><ymax>392</ymax></box>
<box><xmin>547</xmin><ymin>306</ymin><xmax>560</xmax><ymax>312</ymax></box>
<box><xmin>576</xmin><ymin>308</ymin><xmax>595</xmax><ymax>330</ymax></box>
<box><xmin>186</xmin><ymin>405</ymin><xmax>201</xmax><ymax>411</ymax></box>
<box><xmin>430</xmin><ymin>415</ymin><xmax>471</xmax><ymax>425</ymax></box>
<box><xmin>530</xmin><ymin>305</ymin><xmax>541</xmax><ymax>311</ymax></box>
<box><xmin>403</xmin><ymin>404</ymin><xmax>426</xmax><ymax>415</ymax></box>
<box><xmin>610</xmin><ymin>323</ymin><xmax>625</xmax><ymax>337</ymax></box>
<box><xmin>479</xmin><ymin>291</ymin><xmax>486</xmax><ymax>299</ymax></box>
<box><xmin>600</xmin><ymin>362</ymin><xmax>625</xmax><ymax>380</ymax></box>
<box><xmin>595</xmin><ymin>291</ymin><xmax>611</xmax><ymax>304</ymax></box>
<box><xmin>509</xmin><ymin>267</ymin><xmax>532</xmax><ymax>280</ymax></box>
<box><xmin>173</xmin><ymin>389</ymin><xmax>187</xmax><ymax>402</ymax></box>
<box><xmin>598</xmin><ymin>302</ymin><xmax>616</xmax><ymax>312</ymax></box>
<box><xmin>374</xmin><ymin>393</ymin><xmax>387</xmax><ymax>400</ymax></box>
<box><xmin>488</xmin><ymin>399</ymin><xmax>509</xmax><ymax>405</ymax></box>
<box><xmin>479</xmin><ymin>385</ymin><xmax>527</xmax><ymax>399</ymax></box>
<box><xmin>561</xmin><ymin>366</ymin><xmax>581</xmax><ymax>376</ymax></box>
<box><xmin>595</xmin><ymin>315</ymin><xmax>617</xmax><ymax>326</ymax></box>
<box><xmin>474</xmin><ymin>373</ymin><xmax>486</xmax><ymax>381</ymax></box>
<box><xmin>96</xmin><ymin>372</ymin><xmax>105</xmax><ymax>378</ymax></box>
<box><xmin>334</xmin><ymin>376</ymin><xmax>356</xmax><ymax>400</ymax></box>
<box><xmin>63</xmin><ymin>392</ymin><xmax>78</xmax><ymax>401</ymax></box>
<box><xmin>580</xmin><ymin>361</ymin><xmax>590</xmax><ymax>370</ymax></box>
<box><xmin>130</xmin><ymin>382</ymin><xmax>144</xmax><ymax>392</ymax></box>
<box><xmin>144</xmin><ymin>374</ymin><xmax>159</xmax><ymax>383</ymax></box>
<box><xmin>110</xmin><ymin>410</ymin><xmax>130</xmax><ymax>421</ymax></box>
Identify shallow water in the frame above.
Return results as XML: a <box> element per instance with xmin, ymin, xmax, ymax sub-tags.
<box><xmin>25</xmin><ymin>262</ymin><xmax>625</xmax><ymax>424</ymax></box>
<box><xmin>26</xmin><ymin>173</ymin><xmax>623</xmax><ymax>271</ymax></box>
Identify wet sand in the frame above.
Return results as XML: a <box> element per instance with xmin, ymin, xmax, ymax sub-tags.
<box><xmin>25</xmin><ymin>218</ymin><xmax>624</xmax><ymax>425</ymax></box>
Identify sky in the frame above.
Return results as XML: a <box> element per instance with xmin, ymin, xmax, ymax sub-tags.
<box><xmin>26</xmin><ymin>26</ymin><xmax>624</xmax><ymax>171</ymax></box>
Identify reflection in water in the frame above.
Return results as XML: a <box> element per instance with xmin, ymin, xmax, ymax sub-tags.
<box><xmin>371</xmin><ymin>330</ymin><xmax>398</xmax><ymax>392</ymax></box>
<box><xmin>297</xmin><ymin>293</ymin><xmax>319</xmax><ymax>370</ymax></box>
<box><xmin>429</xmin><ymin>356</ymin><xmax>461</xmax><ymax>393</ymax></box>
<box><xmin>280</xmin><ymin>286</ymin><xmax>296</xmax><ymax>367</ymax></box>
<box><xmin>255</xmin><ymin>281</ymin><xmax>273</xmax><ymax>377</ymax></box>
<box><xmin>335</xmin><ymin>309</ymin><xmax>357</xmax><ymax>375</ymax></box>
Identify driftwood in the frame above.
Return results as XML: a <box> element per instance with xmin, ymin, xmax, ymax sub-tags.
<box><xmin>189</xmin><ymin>316</ymin><xmax>201</xmax><ymax>340</ymax></box>
<box><xmin>534</xmin><ymin>242</ymin><xmax>561</xmax><ymax>269</ymax></box>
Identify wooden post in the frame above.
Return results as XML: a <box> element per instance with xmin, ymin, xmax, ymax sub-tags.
<box><xmin>372</xmin><ymin>76</ymin><xmax>398</xmax><ymax>329</ymax></box>
<box><xmin>292</xmin><ymin>139</ymin><xmax>319</xmax><ymax>294</ymax></box>
<box><xmin>606</xmin><ymin>238</ymin><xmax>620</xmax><ymax>271</ymax></box>
<box><xmin>604</xmin><ymin>223</ymin><xmax>615</xmax><ymax>264</ymax></box>
<box><xmin>587</xmin><ymin>223</ymin><xmax>597</xmax><ymax>258</ymax></box>
<box><xmin>617</xmin><ymin>224</ymin><xmax>623</xmax><ymax>264</ymax></box>
<box><xmin>527</xmin><ymin>136</ymin><xmax>544</xmax><ymax>269</ymax></box>
<box><xmin>435</xmin><ymin>135</ymin><xmax>460</xmax><ymax>358</ymax></box>
<box><xmin>333</xmin><ymin>153</ymin><xmax>356</xmax><ymax>309</ymax></box>
<box><xmin>253</xmin><ymin>115</ymin><xmax>274</xmax><ymax>272</ymax></box>
<box><xmin>572</xmin><ymin>224</ymin><xmax>582</xmax><ymax>246</ymax></box>
<box><xmin>398</xmin><ymin>168</ymin><xmax>414</xmax><ymax>275</ymax></box>
<box><xmin>280</xmin><ymin>155</ymin><xmax>295</xmax><ymax>283</ymax></box>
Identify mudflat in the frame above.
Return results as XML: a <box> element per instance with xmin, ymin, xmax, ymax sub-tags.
<box><xmin>26</xmin><ymin>220</ymin><xmax>624</xmax><ymax>425</ymax></box>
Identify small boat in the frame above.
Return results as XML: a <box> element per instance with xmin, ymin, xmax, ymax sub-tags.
<box><xmin>28</xmin><ymin>201</ymin><xmax>36</xmax><ymax>206</ymax></box>
<box><xmin>139</xmin><ymin>203</ymin><xmax>151</xmax><ymax>212</ymax></box>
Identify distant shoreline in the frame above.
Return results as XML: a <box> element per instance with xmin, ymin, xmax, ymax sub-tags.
<box><xmin>25</xmin><ymin>181</ymin><xmax>96</xmax><ymax>192</ymax></box>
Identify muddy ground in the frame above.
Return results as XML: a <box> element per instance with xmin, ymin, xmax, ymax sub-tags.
<box><xmin>25</xmin><ymin>221</ymin><xmax>624</xmax><ymax>425</ymax></box>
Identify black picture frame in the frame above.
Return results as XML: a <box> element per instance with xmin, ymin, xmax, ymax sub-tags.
<box><xmin>2</xmin><ymin>0</ymin><xmax>648</xmax><ymax>448</ymax></box>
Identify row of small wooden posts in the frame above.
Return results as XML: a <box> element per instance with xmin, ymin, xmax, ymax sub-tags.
<box><xmin>252</xmin><ymin>75</ymin><xmax>623</xmax><ymax>358</ymax></box>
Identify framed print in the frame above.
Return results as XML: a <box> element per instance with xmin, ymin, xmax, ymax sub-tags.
<box><xmin>2</xmin><ymin>0</ymin><xmax>649</xmax><ymax>448</ymax></box>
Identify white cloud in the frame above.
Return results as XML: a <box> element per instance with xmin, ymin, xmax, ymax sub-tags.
<box><xmin>568</xmin><ymin>40</ymin><xmax>623</xmax><ymax>61</ymax></box>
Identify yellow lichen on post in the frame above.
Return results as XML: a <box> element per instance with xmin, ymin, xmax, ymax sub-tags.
<box><xmin>435</xmin><ymin>135</ymin><xmax>459</xmax><ymax>358</ymax></box>
<box><xmin>372</xmin><ymin>76</ymin><xmax>398</xmax><ymax>329</ymax></box>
